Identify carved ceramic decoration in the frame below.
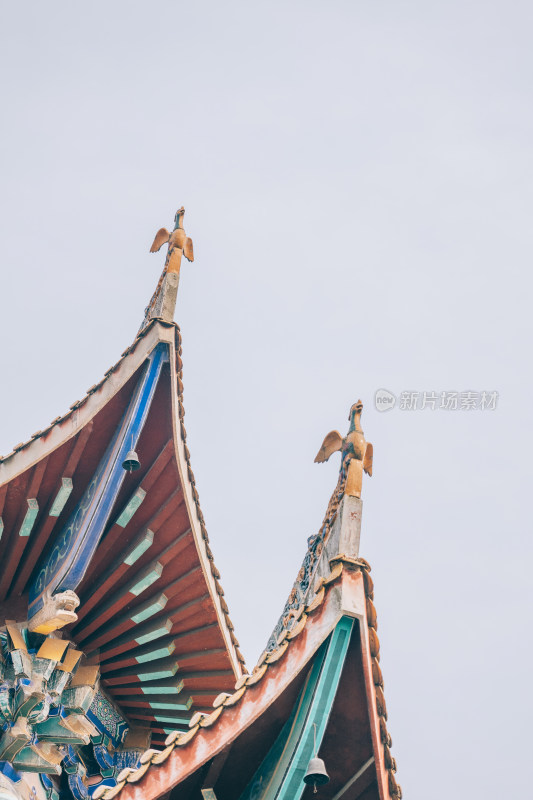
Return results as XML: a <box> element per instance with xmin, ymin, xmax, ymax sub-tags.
<box><xmin>28</xmin><ymin>591</ymin><xmax>80</xmax><ymax>635</ymax></box>
<box><xmin>266</xmin><ymin>466</ymin><xmax>347</xmax><ymax>652</ymax></box>
<box><xmin>0</xmin><ymin>625</ymin><xmax>99</xmax><ymax>773</ymax></box>
<box><xmin>87</xmin><ymin>692</ymin><xmax>129</xmax><ymax>747</ymax></box>
<box><xmin>150</xmin><ymin>207</ymin><xmax>194</xmax><ymax>276</ymax></box>
<box><xmin>314</xmin><ymin>400</ymin><xmax>373</xmax><ymax>498</ymax></box>
<box><xmin>0</xmin><ymin>625</ymin><xmax>136</xmax><ymax>798</ymax></box>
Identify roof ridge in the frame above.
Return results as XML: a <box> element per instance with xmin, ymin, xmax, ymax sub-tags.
<box><xmin>264</xmin><ymin>468</ymin><xmax>347</xmax><ymax>652</ymax></box>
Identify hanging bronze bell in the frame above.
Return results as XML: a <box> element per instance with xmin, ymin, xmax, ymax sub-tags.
<box><xmin>122</xmin><ymin>449</ymin><xmax>141</xmax><ymax>472</ymax></box>
<box><xmin>303</xmin><ymin>757</ymin><xmax>330</xmax><ymax>792</ymax></box>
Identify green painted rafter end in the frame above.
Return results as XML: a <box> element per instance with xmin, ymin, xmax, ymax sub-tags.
<box><xmin>141</xmin><ymin>679</ymin><xmax>184</xmax><ymax>696</ymax></box>
<box><xmin>49</xmin><ymin>477</ymin><xmax>73</xmax><ymax>517</ymax></box>
<box><xmin>136</xmin><ymin>642</ymin><xmax>176</xmax><ymax>664</ymax></box>
<box><xmin>130</xmin><ymin>594</ymin><xmax>168</xmax><ymax>625</ymax></box>
<box><xmin>124</xmin><ymin>529</ymin><xmax>154</xmax><ymax>566</ymax></box>
<box><xmin>115</xmin><ymin>488</ymin><xmax>147</xmax><ymax>528</ymax></box>
<box><xmin>19</xmin><ymin>499</ymin><xmax>39</xmax><ymax>537</ymax></box>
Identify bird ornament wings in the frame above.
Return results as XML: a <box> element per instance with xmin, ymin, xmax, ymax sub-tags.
<box><xmin>150</xmin><ymin>228</ymin><xmax>170</xmax><ymax>253</ymax></box>
<box><xmin>314</xmin><ymin>430</ymin><xmax>344</xmax><ymax>463</ymax></box>
<box><xmin>184</xmin><ymin>237</ymin><xmax>194</xmax><ymax>262</ymax></box>
<box><xmin>363</xmin><ymin>442</ymin><xmax>373</xmax><ymax>476</ymax></box>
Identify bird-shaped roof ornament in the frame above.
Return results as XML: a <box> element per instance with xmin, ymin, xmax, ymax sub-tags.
<box><xmin>314</xmin><ymin>401</ymin><xmax>373</xmax><ymax>498</ymax></box>
<box><xmin>138</xmin><ymin>208</ymin><xmax>195</xmax><ymax>334</ymax></box>
<box><xmin>150</xmin><ymin>207</ymin><xmax>194</xmax><ymax>275</ymax></box>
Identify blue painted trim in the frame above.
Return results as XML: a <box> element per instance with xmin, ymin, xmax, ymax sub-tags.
<box><xmin>68</xmin><ymin>772</ymin><xmax>89</xmax><ymax>800</ymax></box>
<box><xmin>88</xmin><ymin>779</ymin><xmax>116</xmax><ymax>797</ymax></box>
<box><xmin>92</xmin><ymin>743</ymin><xmax>115</xmax><ymax>777</ymax></box>
<box><xmin>40</xmin><ymin>771</ymin><xmax>59</xmax><ymax>800</ymax></box>
<box><xmin>29</xmin><ymin>344</ymin><xmax>168</xmax><ymax>618</ymax></box>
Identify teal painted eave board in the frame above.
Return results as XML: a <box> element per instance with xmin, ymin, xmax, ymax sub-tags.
<box><xmin>277</xmin><ymin>616</ymin><xmax>354</xmax><ymax>800</ymax></box>
<box><xmin>240</xmin><ymin>643</ymin><xmax>327</xmax><ymax>800</ymax></box>
<box><xmin>240</xmin><ymin>616</ymin><xmax>354</xmax><ymax>800</ymax></box>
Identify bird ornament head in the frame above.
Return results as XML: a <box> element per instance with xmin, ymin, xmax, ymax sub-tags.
<box><xmin>349</xmin><ymin>400</ymin><xmax>364</xmax><ymax>420</ymax></box>
<box><xmin>173</xmin><ymin>207</ymin><xmax>186</xmax><ymax>229</ymax></box>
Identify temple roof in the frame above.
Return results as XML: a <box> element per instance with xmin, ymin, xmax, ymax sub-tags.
<box><xmin>0</xmin><ymin>313</ymin><xmax>244</xmax><ymax>749</ymax></box>
<box><xmin>0</xmin><ymin>209</ymin><xmax>401</xmax><ymax>800</ymax></box>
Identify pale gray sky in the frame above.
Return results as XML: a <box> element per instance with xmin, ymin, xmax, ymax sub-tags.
<box><xmin>1</xmin><ymin>2</ymin><xmax>532</xmax><ymax>797</ymax></box>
